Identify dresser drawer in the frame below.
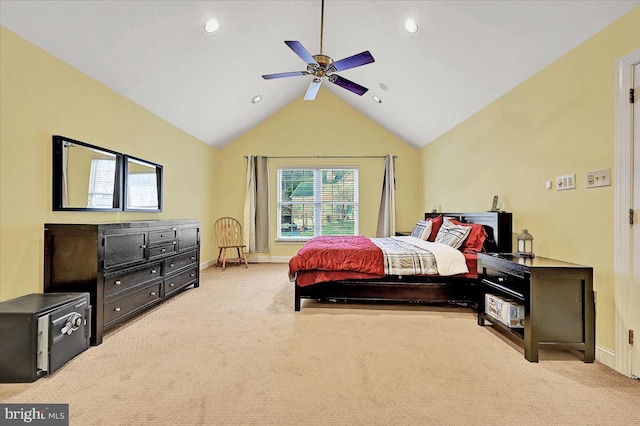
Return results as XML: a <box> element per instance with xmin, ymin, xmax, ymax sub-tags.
<box><xmin>164</xmin><ymin>250</ymin><xmax>198</xmax><ymax>276</ymax></box>
<box><xmin>149</xmin><ymin>242</ymin><xmax>177</xmax><ymax>259</ymax></box>
<box><xmin>149</xmin><ymin>229</ymin><xmax>177</xmax><ymax>245</ymax></box>
<box><xmin>164</xmin><ymin>266</ymin><xmax>198</xmax><ymax>296</ymax></box>
<box><xmin>104</xmin><ymin>263</ymin><xmax>162</xmax><ymax>297</ymax></box>
<box><xmin>104</xmin><ymin>282</ymin><xmax>162</xmax><ymax>326</ymax></box>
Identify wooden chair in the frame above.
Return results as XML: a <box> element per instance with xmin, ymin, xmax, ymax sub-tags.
<box><xmin>214</xmin><ymin>217</ymin><xmax>248</xmax><ymax>271</ymax></box>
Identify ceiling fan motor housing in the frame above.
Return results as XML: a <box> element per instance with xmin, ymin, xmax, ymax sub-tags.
<box><xmin>308</xmin><ymin>54</ymin><xmax>334</xmax><ymax>77</ymax></box>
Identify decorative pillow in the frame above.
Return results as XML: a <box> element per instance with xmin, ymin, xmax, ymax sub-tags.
<box><xmin>427</xmin><ymin>215</ymin><xmax>443</xmax><ymax>241</ymax></box>
<box><xmin>411</xmin><ymin>220</ymin><xmax>433</xmax><ymax>240</ymax></box>
<box><xmin>448</xmin><ymin>218</ymin><xmax>488</xmax><ymax>253</ymax></box>
<box><xmin>435</xmin><ymin>217</ymin><xmax>472</xmax><ymax>249</ymax></box>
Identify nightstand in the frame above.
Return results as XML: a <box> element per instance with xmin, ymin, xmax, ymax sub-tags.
<box><xmin>477</xmin><ymin>253</ymin><xmax>595</xmax><ymax>363</ymax></box>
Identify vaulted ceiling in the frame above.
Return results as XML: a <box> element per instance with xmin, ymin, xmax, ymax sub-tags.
<box><xmin>1</xmin><ymin>1</ymin><xmax>638</xmax><ymax>149</ymax></box>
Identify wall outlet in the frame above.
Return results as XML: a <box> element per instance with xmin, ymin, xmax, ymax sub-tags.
<box><xmin>585</xmin><ymin>168</ymin><xmax>611</xmax><ymax>188</ymax></box>
<box><xmin>557</xmin><ymin>174</ymin><xmax>576</xmax><ymax>191</ymax></box>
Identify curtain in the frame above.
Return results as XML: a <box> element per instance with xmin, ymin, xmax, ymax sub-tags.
<box><xmin>243</xmin><ymin>156</ymin><xmax>270</xmax><ymax>253</ymax></box>
<box><xmin>376</xmin><ymin>155</ymin><xmax>396</xmax><ymax>237</ymax></box>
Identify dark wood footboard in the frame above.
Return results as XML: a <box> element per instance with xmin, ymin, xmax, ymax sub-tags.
<box><xmin>295</xmin><ymin>275</ymin><xmax>478</xmax><ymax>311</ymax></box>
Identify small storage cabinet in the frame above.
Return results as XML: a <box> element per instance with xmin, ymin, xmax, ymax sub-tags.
<box><xmin>477</xmin><ymin>253</ymin><xmax>595</xmax><ymax>362</ymax></box>
<box><xmin>44</xmin><ymin>220</ymin><xmax>200</xmax><ymax>345</ymax></box>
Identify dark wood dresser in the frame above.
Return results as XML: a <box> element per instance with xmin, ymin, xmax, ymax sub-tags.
<box><xmin>44</xmin><ymin>220</ymin><xmax>200</xmax><ymax>345</ymax></box>
<box><xmin>477</xmin><ymin>253</ymin><xmax>595</xmax><ymax>362</ymax></box>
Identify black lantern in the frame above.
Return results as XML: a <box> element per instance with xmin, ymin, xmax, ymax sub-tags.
<box><xmin>516</xmin><ymin>229</ymin><xmax>535</xmax><ymax>258</ymax></box>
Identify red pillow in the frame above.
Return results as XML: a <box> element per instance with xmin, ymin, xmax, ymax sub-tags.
<box><xmin>448</xmin><ymin>218</ymin><xmax>487</xmax><ymax>253</ymax></box>
<box><xmin>427</xmin><ymin>215</ymin><xmax>443</xmax><ymax>242</ymax></box>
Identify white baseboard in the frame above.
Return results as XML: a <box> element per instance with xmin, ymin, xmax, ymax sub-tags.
<box><xmin>200</xmin><ymin>260</ymin><xmax>215</xmax><ymax>270</ymax></box>
<box><xmin>247</xmin><ymin>255</ymin><xmax>291</xmax><ymax>263</ymax></box>
<box><xmin>596</xmin><ymin>344</ymin><xmax>615</xmax><ymax>370</ymax></box>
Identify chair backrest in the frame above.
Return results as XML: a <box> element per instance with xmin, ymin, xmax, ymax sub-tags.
<box><xmin>214</xmin><ymin>217</ymin><xmax>244</xmax><ymax>248</ymax></box>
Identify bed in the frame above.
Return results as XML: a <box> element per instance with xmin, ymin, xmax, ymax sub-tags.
<box><xmin>290</xmin><ymin>212</ymin><xmax>512</xmax><ymax>311</ymax></box>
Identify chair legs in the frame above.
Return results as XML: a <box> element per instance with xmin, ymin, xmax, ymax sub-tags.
<box><xmin>216</xmin><ymin>246</ymin><xmax>248</xmax><ymax>271</ymax></box>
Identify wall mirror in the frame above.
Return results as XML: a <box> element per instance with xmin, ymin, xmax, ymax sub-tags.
<box><xmin>53</xmin><ymin>135</ymin><xmax>123</xmax><ymax>211</ymax></box>
<box><xmin>124</xmin><ymin>155</ymin><xmax>163</xmax><ymax>212</ymax></box>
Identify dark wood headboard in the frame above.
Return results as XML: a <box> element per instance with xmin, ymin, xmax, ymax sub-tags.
<box><xmin>425</xmin><ymin>211</ymin><xmax>513</xmax><ymax>253</ymax></box>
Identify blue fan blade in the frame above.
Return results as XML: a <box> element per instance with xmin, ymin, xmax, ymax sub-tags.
<box><xmin>330</xmin><ymin>51</ymin><xmax>375</xmax><ymax>72</ymax></box>
<box><xmin>285</xmin><ymin>41</ymin><xmax>318</xmax><ymax>65</ymax></box>
<box><xmin>304</xmin><ymin>79</ymin><xmax>322</xmax><ymax>101</ymax></box>
<box><xmin>330</xmin><ymin>75</ymin><xmax>368</xmax><ymax>96</ymax></box>
<box><xmin>262</xmin><ymin>71</ymin><xmax>308</xmax><ymax>79</ymax></box>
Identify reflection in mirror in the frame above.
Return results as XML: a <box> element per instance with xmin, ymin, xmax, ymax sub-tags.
<box><xmin>124</xmin><ymin>156</ymin><xmax>163</xmax><ymax>212</ymax></box>
<box><xmin>53</xmin><ymin>136</ymin><xmax>122</xmax><ymax>211</ymax></box>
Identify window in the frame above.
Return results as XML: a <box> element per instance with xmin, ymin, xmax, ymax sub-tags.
<box><xmin>87</xmin><ymin>158</ymin><xmax>117</xmax><ymax>208</ymax></box>
<box><xmin>278</xmin><ymin>168</ymin><xmax>358</xmax><ymax>239</ymax></box>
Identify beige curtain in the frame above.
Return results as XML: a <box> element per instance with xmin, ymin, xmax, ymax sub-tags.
<box><xmin>243</xmin><ymin>156</ymin><xmax>270</xmax><ymax>253</ymax></box>
<box><xmin>376</xmin><ymin>155</ymin><xmax>396</xmax><ymax>237</ymax></box>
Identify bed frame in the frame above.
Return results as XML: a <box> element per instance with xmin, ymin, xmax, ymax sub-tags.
<box><xmin>294</xmin><ymin>211</ymin><xmax>512</xmax><ymax>311</ymax></box>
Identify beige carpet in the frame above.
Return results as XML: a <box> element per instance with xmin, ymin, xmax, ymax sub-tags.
<box><xmin>1</xmin><ymin>263</ymin><xmax>638</xmax><ymax>425</ymax></box>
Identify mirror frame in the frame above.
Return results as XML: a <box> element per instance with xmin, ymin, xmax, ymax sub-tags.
<box><xmin>52</xmin><ymin>135</ymin><xmax>123</xmax><ymax>211</ymax></box>
<box><xmin>123</xmin><ymin>155</ymin><xmax>163</xmax><ymax>212</ymax></box>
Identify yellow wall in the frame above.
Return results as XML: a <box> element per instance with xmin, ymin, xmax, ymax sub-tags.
<box><xmin>218</xmin><ymin>89</ymin><xmax>422</xmax><ymax>258</ymax></box>
<box><xmin>0</xmin><ymin>27</ymin><xmax>219</xmax><ymax>300</ymax></box>
<box><xmin>419</xmin><ymin>8</ymin><xmax>640</xmax><ymax>351</ymax></box>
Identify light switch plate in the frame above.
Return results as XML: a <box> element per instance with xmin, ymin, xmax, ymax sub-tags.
<box><xmin>557</xmin><ymin>174</ymin><xmax>576</xmax><ymax>191</ymax></box>
<box><xmin>585</xmin><ymin>169</ymin><xmax>611</xmax><ymax>188</ymax></box>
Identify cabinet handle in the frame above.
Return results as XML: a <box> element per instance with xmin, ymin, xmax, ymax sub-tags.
<box><xmin>150</xmin><ymin>292</ymin><xmax>156</xmax><ymax>296</ymax></box>
<box><xmin>161</xmin><ymin>248</ymin><xmax>166</xmax><ymax>252</ymax></box>
<box><xmin>190</xmin><ymin>273</ymin><xmax>195</xmax><ymax>277</ymax></box>
<box><xmin>114</xmin><ymin>307</ymin><xmax>121</xmax><ymax>312</ymax></box>
<box><xmin>160</xmin><ymin>234</ymin><xmax>165</xmax><ymax>238</ymax></box>
<box><xmin>170</xmin><ymin>263</ymin><xmax>175</xmax><ymax>268</ymax></box>
<box><xmin>498</xmin><ymin>277</ymin><xmax>505</xmax><ymax>282</ymax></box>
<box><xmin>171</xmin><ymin>227</ymin><xmax>177</xmax><ymax>231</ymax></box>
<box><xmin>115</xmin><ymin>280</ymin><xmax>122</xmax><ymax>286</ymax></box>
<box><xmin>140</xmin><ymin>245</ymin><xmax>147</xmax><ymax>249</ymax></box>
<box><xmin>190</xmin><ymin>256</ymin><xmax>195</xmax><ymax>260</ymax></box>
<box><xmin>173</xmin><ymin>241</ymin><xmax>177</xmax><ymax>245</ymax></box>
<box><xmin>151</xmin><ymin>269</ymin><xmax>157</xmax><ymax>274</ymax></box>
<box><xmin>170</xmin><ymin>283</ymin><xmax>175</xmax><ymax>287</ymax></box>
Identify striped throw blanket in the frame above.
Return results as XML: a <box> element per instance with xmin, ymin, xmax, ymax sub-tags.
<box><xmin>371</xmin><ymin>236</ymin><xmax>469</xmax><ymax>276</ymax></box>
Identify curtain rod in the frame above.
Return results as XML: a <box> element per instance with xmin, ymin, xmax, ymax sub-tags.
<box><xmin>244</xmin><ymin>155</ymin><xmax>397</xmax><ymax>159</ymax></box>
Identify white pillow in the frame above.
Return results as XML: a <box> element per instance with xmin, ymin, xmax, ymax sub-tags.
<box><xmin>435</xmin><ymin>217</ymin><xmax>471</xmax><ymax>249</ymax></box>
<box><xmin>410</xmin><ymin>220</ymin><xmax>432</xmax><ymax>240</ymax></box>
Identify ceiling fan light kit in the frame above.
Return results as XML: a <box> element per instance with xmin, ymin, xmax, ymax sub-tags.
<box><xmin>261</xmin><ymin>0</ymin><xmax>375</xmax><ymax>101</ymax></box>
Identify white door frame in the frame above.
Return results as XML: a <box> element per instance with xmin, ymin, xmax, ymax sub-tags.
<box><xmin>614</xmin><ymin>48</ymin><xmax>639</xmax><ymax>377</ymax></box>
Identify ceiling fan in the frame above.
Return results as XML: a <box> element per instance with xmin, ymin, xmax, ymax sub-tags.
<box><xmin>261</xmin><ymin>0</ymin><xmax>375</xmax><ymax>101</ymax></box>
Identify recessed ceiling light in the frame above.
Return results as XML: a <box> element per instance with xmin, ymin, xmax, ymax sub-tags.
<box><xmin>404</xmin><ymin>18</ymin><xmax>419</xmax><ymax>35</ymax></box>
<box><xmin>372</xmin><ymin>95</ymin><xmax>382</xmax><ymax>103</ymax></box>
<box><xmin>251</xmin><ymin>95</ymin><xmax>262</xmax><ymax>104</ymax></box>
<box><xmin>204</xmin><ymin>18</ymin><xmax>220</xmax><ymax>34</ymax></box>
<box><xmin>379</xmin><ymin>83</ymin><xmax>388</xmax><ymax>91</ymax></box>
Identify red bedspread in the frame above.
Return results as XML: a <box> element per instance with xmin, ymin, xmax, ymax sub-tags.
<box><xmin>289</xmin><ymin>236</ymin><xmax>385</xmax><ymax>287</ymax></box>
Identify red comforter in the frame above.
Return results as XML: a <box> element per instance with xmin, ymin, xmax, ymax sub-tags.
<box><xmin>289</xmin><ymin>236</ymin><xmax>385</xmax><ymax>287</ymax></box>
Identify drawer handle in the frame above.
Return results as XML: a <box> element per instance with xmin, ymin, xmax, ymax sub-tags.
<box><xmin>114</xmin><ymin>307</ymin><xmax>121</xmax><ymax>312</ymax></box>
<box><xmin>115</xmin><ymin>280</ymin><xmax>122</xmax><ymax>286</ymax></box>
<box><xmin>170</xmin><ymin>283</ymin><xmax>175</xmax><ymax>287</ymax></box>
<box><xmin>140</xmin><ymin>245</ymin><xmax>147</xmax><ymax>249</ymax></box>
<box><xmin>173</xmin><ymin>241</ymin><xmax>177</xmax><ymax>245</ymax></box>
<box><xmin>151</xmin><ymin>269</ymin><xmax>157</xmax><ymax>274</ymax></box>
<box><xmin>160</xmin><ymin>234</ymin><xmax>165</xmax><ymax>238</ymax></box>
<box><xmin>190</xmin><ymin>256</ymin><xmax>195</xmax><ymax>260</ymax></box>
<box><xmin>498</xmin><ymin>277</ymin><xmax>505</xmax><ymax>282</ymax></box>
<box><xmin>171</xmin><ymin>227</ymin><xmax>177</xmax><ymax>231</ymax></box>
<box><xmin>150</xmin><ymin>292</ymin><xmax>156</xmax><ymax>296</ymax></box>
<box><xmin>190</xmin><ymin>273</ymin><xmax>195</xmax><ymax>277</ymax></box>
<box><xmin>170</xmin><ymin>263</ymin><xmax>175</xmax><ymax>267</ymax></box>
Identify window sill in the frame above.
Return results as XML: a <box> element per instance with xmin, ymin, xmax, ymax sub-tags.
<box><xmin>275</xmin><ymin>238</ymin><xmax>310</xmax><ymax>244</ymax></box>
